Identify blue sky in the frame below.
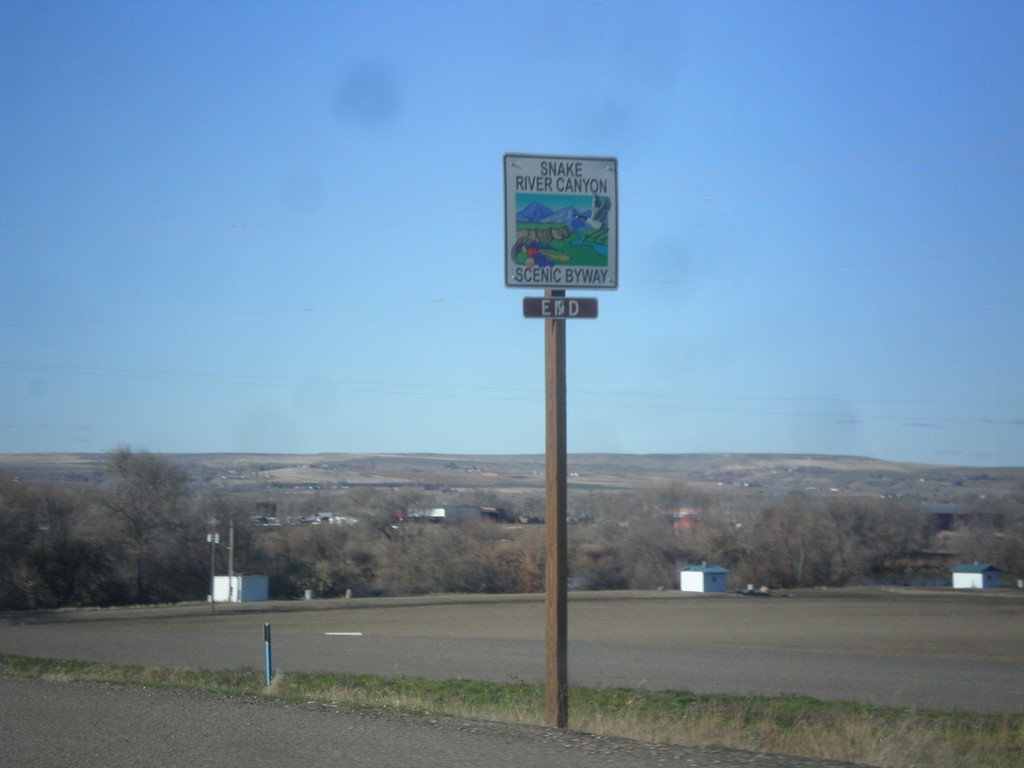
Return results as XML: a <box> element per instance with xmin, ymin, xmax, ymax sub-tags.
<box><xmin>2</xmin><ymin>0</ymin><xmax>1022</xmax><ymax>466</ymax></box>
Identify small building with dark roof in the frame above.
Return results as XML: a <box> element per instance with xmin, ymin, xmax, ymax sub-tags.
<box><xmin>951</xmin><ymin>562</ymin><xmax>999</xmax><ymax>589</ymax></box>
<box><xmin>679</xmin><ymin>563</ymin><xmax>729</xmax><ymax>593</ymax></box>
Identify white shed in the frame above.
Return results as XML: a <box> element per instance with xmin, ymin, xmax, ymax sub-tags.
<box><xmin>213</xmin><ymin>575</ymin><xmax>269</xmax><ymax>603</ymax></box>
<box><xmin>951</xmin><ymin>563</ymin><xmax>998</xmax><ymax>589</ymax></box>
<box><xmin>679</xmin><ymin>563</ymin><xmax>729</xmax><ymax>593</ymax></box>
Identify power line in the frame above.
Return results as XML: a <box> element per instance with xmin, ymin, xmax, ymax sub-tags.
<box><xmin>2</xmin><ymin>361</ymin><xmax>1020</xmax><ymax>426</ymax></box>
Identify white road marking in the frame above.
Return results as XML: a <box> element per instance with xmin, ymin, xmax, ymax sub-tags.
<box><xmin>324</xmin><ymin>632</ymin><xmax>363</xmax><ymax>636</ymax></box>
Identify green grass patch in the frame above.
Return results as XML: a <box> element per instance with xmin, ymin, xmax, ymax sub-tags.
<box><xmin>2</xmin><ymin>654</ymin><xmax>1020</xmax><ymax>768</ymax></box>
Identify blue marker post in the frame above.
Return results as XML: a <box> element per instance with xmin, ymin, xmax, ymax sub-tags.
<box><xmin>263</xmin><ymin>623</ymin><xmax>272</xmax><ymax>687</ymax></box>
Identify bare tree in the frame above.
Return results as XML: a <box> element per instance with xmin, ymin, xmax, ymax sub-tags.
<box><xmin>0</xmin><ymin>480</ymin><xmax>48</xmax><ymax>609</ymax></box>
<box><xmin>102</xmin><ymin>447</ymin><xmax>194</xmax><ymax>603</ymax></box>
<box><xmin>648</xmin><ymin>481</ymin><xmax>713</xmax><ymax>515</ymax></box>
<box><xmin>0</xmin><ymin>480</ymin><xmax>116</xmax><ymax>609</ymax></box>
<box><xmin>750</xmin><ymin>494</ymin><xmax>830</xmax><ymax>587</ymax></box>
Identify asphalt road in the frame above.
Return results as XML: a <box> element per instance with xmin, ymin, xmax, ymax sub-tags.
<box><xmin>2</xmin><ymin>589</ymin><xmax>1022</xmax><ymax>714</ymax></box>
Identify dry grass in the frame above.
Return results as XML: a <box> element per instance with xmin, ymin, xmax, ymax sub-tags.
<box><xmin>265</xmin><ymin>671</ymin><xmax>1023</xmax><ymax>768</ymax></box>
<box><xmin>563</xmin><ymin>694</ymin><xmax>1024</xmax><ymax>768</ymax></box>
<box><xmin>3</xmin><ymin>655</ymin><xmax>1021</xmax><ymax>768</ymax></box>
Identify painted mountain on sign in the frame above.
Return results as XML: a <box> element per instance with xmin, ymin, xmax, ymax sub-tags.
<box><xmin>517</xmin><ymin>201</ymin><xmax>554</xmax><ymax>223</ymax></box>
<box><xmin>516</xmin><ymin>202</ymin><xmax>593</xmax><ymax>231</ymax></box>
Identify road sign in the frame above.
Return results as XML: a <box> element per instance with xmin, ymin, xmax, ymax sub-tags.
<box><xmin>523</xmin><ymin>296</ymin><xmax>598</xmax><ymax>319</ymax></box>
<box><xmin>504</xmin><ymin>153</ymin><xmax>618</xmax><ymax>291</ymax></box>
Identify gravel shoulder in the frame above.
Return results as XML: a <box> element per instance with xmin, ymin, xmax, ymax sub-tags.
<box><xmin>0</xmin><ymin>677</ymin><xmax>870</xmax><ymax>768</ymax></box>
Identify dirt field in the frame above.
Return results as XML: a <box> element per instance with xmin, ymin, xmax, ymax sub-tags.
<box><xmin>3</xmin><ymin>588</ymin><xmax>1022</xmax><ymax>713</ymax></box>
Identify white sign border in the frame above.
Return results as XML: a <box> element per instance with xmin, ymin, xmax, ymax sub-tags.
<box><xmin>504</xmin><ymin>153</ymin><xmax>618</xmax><ymax>291</ymax></box>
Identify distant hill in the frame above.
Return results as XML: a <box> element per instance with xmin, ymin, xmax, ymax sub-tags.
<box><xmin>1</xmin><ymin>452</ymin><xmax>1020</xmax><ymax>507</ymax></box>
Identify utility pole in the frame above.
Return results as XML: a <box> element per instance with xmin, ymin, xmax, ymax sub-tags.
<box><xmin>207</xmin><ymin>526</ymin><xmax>219</xmax><ymax>611</ymax></box>
<box><xmin>227</xmin><ymin>517</ymin><xmax>235</xmax><ymax>604</ymax></box>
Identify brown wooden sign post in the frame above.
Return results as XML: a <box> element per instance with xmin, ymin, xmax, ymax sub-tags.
<box><xmin>544</xmin><ymin>287</ymin><xmax>569</xmax><ymax>727</ymax></box>
<box><xmin>504</xmin><ymin>153</ymin><xmax>617</xmax><ymax>729</ymax></box>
